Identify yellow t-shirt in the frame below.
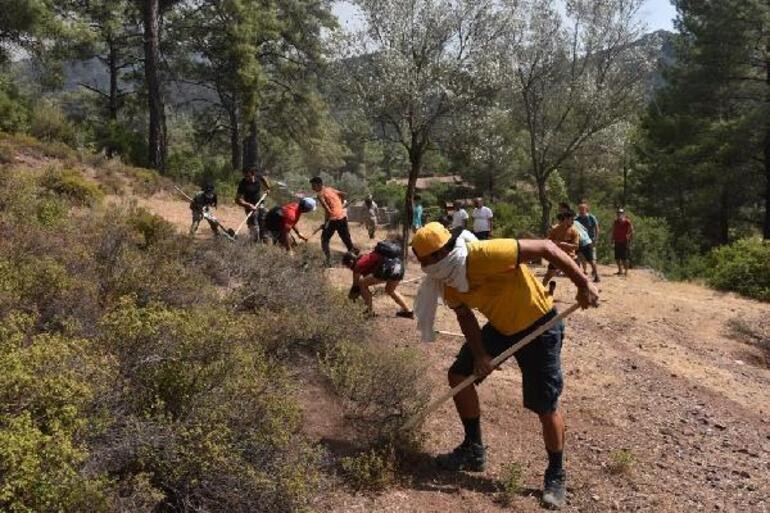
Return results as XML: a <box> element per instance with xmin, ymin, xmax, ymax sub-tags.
<box><xmin>444</xmin><ymin>239</ymin><xmax>553</xmax><ymax>336</ymax></box>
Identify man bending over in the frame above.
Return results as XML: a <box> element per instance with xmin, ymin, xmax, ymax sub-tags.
<box><xmin>412</xmin><ymin>223</ymin><xmax>599</xmax><ymax>509</ymax></box>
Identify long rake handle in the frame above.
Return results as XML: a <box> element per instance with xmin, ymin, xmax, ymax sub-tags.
<box><xmin>234</xmin><ymin>191</ymin><xmax>269</xmax><ymax>235</ymax></box>
<box><xmin>402</xmin><ymin>303</ymin><xmax>580</xmax><ymax>432</ymax></box>
<box><xmin>173</xmin><ymin>185</ymin><xmax>194</xmax><ymax>202</ymax></box>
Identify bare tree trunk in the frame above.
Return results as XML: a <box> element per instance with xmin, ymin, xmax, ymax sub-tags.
<box><xmin>142</xmin><ymin>0</ymin><xmax>166</xmax><ymax>172</ymax></box>
<box><xmin>402</xmin><ymin>152</ymin><xmax>421</xmax><ymax>262</ymax></box>
<box><xmin>106</xmin><ymin>36</ymin><xmax>119</xmax><ymax>159</ymax></box>
<box><xmin>536</xmin><ymin>172</ymin><xmax>551</xmax><ymax>236</ymax></box>
<box><xmin>764</xmin><ymin>49</ymin><xmax>770</xmax><ymax>240</ymax></box>
<box><xmin>764</xmin><ymin>123</ymin><xmax>769</xmax><ymax>240</ymax></box>
<box><xmin>242</xmin><ymin>117</ymin><xmax>258</xmax><ymax>171</ymax></box>
<box><xmin>229</xmin><ymin>103</ymin><xmax>242</xmax><ymax>172</ymax></box>
<box><xmin>719</xmin><ymin>186</ymin><xmax>729</xmax><ymax>245</ymax></box>
<box><xmin>622</xmin><ymin>162</ymin><xmax>629</xmax><ymax>207</ymax></box>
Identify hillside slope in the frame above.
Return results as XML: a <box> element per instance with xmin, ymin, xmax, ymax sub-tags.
<box><xmin>3</xmin><ymin>145</ymin><xmax>767</xmax><ymax>512</ymax></box>
<box><xmin>141</xmin><ymin>187</ymin><xmax>769</xmax><ymax>512</ymax></box>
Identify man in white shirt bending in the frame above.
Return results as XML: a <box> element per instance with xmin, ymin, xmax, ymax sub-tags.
<box><xmin>450</xmin><ymin>200</ymin><xmax>469</xmax><ymax>230</ymax></box>
<box><xmin>471</xmin><ymin>197</ymin><xmax>494</xmax><ymax>240</ymax></box>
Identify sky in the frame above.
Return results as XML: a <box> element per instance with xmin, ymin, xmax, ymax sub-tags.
<box><xmin>332</xmin><ymin>0</ymin><xmax>678</xmax><ymax>33</ymax></box>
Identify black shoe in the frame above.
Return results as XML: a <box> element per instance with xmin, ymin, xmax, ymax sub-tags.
<box><xmin>435</xmin><ymin>442</ymin><xmax>486</xmax><ymax>472</ymax></box>
<box><xmin>395</xmin><ymin>310</ymin><xmax>414</xmax><ymax>319</ymax></box>
<box><xmin>548</xmin><ymin>281</ymin><xmax>557</xmax><ymax>296</ymax></box>
<box><xmin>542</xmin><ymin>468</ymin><xmax>566</xmax><ymax>509</ymax></box>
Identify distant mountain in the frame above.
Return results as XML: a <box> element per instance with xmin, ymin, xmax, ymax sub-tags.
<box><xmin>632</xmin><ymin>29</ymin><xmax>677</xmax><ymax>91</ymax></box>
<box><xmin>11</xmin><ymin>30</ymin><xmax>678</xmax><ymax>108</ymax></box>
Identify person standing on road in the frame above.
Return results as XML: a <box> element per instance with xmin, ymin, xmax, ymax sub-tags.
<box><xmin>411</xmin><ymin>222</ymin><xmax>599</xmax><ymax>509</ymax></box>
<box><xmin>310</xmin><ymin>176</ymin><xmax>359</xmax><ymax>266</ymax></box>
<box><xmin>611</xmin><ymin>208</ymin><xmax>634</xmax><ymax>276</ymax></box>
<box><xmin>576</xmin><ymin>201</ymin><xmax>600</xmax><ymax>282</ymax></box>
<box><xmin>412</xmin><ymin>195</ymin><xmax>424</xmax><ymax>233</ymax></box>
<box><xmin>471</xmin><ymin>197</ymin><xmax>493</xmax><ymax>240</ymax></box>
<box><xmin>450</xmin><ymin>200</ymin><xmax>469</xmax><ymax>230</ymax></box>
<box><xmin>235</xmin><ymin>167</ymin><xmax>271</xmax><ymax>242</ymax></box>
<box><xmin>364</xmin><ymin>195</ymin><xmax>378</xmax><ymax>239</ymax></box>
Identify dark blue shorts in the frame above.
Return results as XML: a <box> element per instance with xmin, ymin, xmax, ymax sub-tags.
<box><xmin>448</xmin><ymin>309</ymin><xmax>564</xmax><ymax>414</ymax></box>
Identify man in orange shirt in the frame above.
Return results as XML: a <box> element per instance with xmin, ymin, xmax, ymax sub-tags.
<box><xmin>542</xmin><ymin>211</ymin><xmax>580</xmax><ymax>288</ymax></box>
<box><xmin>310</xmin><ymin>176</ymin><xmax>359</xmax><ymax>266</ymax></box>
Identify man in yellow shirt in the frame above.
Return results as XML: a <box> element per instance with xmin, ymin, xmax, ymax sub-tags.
<box><xmin>412</xmin><ymin>223</ymin><xmax>599</xmax><ymax>509</ymax></box>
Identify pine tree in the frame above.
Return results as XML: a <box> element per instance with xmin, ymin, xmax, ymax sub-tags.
<box><xmin>637</xmin><ymin>0</ymin><xmax>769</xmax><ymax>245</ymax></box>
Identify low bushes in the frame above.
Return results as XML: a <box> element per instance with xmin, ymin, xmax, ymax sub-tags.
<box><xmin>0</xmin><ymin>163</ymin><xmax>431</xmax><ymax>509</ymax></box>
<box><xmin>42</xmin><ymin>167</ymin><xmax>104</xmax><ymax>207</ymax></box>
<box><xmin>705</xmin><ymin>238</ymin><xmax>770</xmax><ymax>301</ymax></box>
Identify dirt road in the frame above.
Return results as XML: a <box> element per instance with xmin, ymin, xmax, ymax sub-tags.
<box><xmin>145</xmin><ymin>194</ymin><xmax>769</xmax><ymax>513</ymax></box>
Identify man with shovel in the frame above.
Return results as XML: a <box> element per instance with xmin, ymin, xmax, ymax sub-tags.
<box><xmin>189</xmin><ymin>183</ymin><xmax>219</xmax><ymax>236</ymax></box>
<box><xmin>411</xmin><ymin>223</ymin><xmax>599</xmax><ymax>509</ymax></box>
<box><xmin>235</xmin><ymin>167</ymin><xmax>271</xmax><ymax>242</ymax></box>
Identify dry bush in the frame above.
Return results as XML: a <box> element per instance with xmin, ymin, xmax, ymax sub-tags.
<box><xmin>41</xmin><ymin>167</ymin><xmax>105</xmax><ymax>206</ymax></box>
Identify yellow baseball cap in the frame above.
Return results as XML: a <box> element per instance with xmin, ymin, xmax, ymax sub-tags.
<box><xmin>411</xmin><ymin>222</ymin><xmax>452</xmax><ymax>258</ymax></box>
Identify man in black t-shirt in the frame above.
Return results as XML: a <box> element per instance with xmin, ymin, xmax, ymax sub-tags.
<box><xmin>235</xmin><ymin>167</ymin><xmax>271</xmax><ymax>241</ymax></box>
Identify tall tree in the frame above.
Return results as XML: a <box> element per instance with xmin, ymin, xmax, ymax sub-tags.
<box><xmin>339</xmin><ymin>0</ymin><xmax>519</xmax><ymax>257</ymax></box>
<box><xmin>506</xmin><ymin>0</ymin><xmax>650</xmax><ymax>234</ymax></box>
<box><xmin>137</xmin><ymin>0</ymin><xmax>179</xmax><ymax>172</ymax></box>
<box><xmin>71</xmin><ymin>0</ymin><xmax>141</xmax><ymax>158</ymax></box>
<box><xmin>636</xmin><ymin>0</ymin><xmax>769</xmax><ymax>245</ymax></box>
<box><xmin>173</xmin><ymin>0</ymin><xmax>336</xmax><ymax>172</ymax></box>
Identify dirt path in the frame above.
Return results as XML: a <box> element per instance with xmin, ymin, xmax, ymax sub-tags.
<box><xmin>142</xmin><ymin>193</ymin><xmax>769</xmax><ymax>513</ymax></box>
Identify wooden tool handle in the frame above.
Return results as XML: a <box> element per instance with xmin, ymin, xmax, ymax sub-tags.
<box><xmin>401</xmin><ymin>303</ymin><xmax>580</xmax><ymax>432</ymax></box>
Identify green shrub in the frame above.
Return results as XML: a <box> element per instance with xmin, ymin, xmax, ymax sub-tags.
<box><xmin>0</xmin><ymin>141</ymin><xmax>14</xmax><ymax>164</ymax></box>
<box><xmin>608</xmin><ymin>449</ymin><xmax>635</xmax><ymax>475</ymax></box>
<box><xmin>98</xmin><ymin>299</ymin><xmax>324</xmax><ymax>512</ymax></box>
<box><xmin>626</xmin><ymin>216</ymin><xmax>674</xmax><ymax>272</ymax></box>
<box><xmin>42</xmin><ymin>168</ymin><xmax>104</xmax><ymax>207</ymax></box>
<box><xmin>0</xmin><ymin>313</ymin><xmax>110</xmax><ymax>512</ymax></box>
<box><xmin>123</xmin><ymin>166</ymin><xmax>166</xmax><ymax>196</ymax></box>
<box><xmin>492</xmin><ymin>201</ymin><xmax>540</xmax><ymax>238</ymax></box>
<box><xmin>340</xmin><ymin>447</ymin><xmax>395</xmax><ymax>491</ymax></box>
<box><xmin>125</xmin><ymin>208</ymin><xmax>176</xmax><ymax>249</ymax></box>
<box><xmin>499</xmin><ymin>462</ymin><xmax>524</xmax><ymax>504</ymax></box>
<box><xmin>706</xmin><ymin>238</ymin><xmax>770</xmax><ymax>301</ymax></box>
<box><xmin>320</xmin><ymin>339</ymin><xmax>430</xmax><ymax>444</ymax></box>
<box><xmin>29</xmin><ymin>101</ymin><xmax>78</xmax><ymax>147</ymax></box>
<box><xmin>0</xmin><ymin>132</ymin><xmax>77</xmax><ymax>161</ymax></box>
<box><xmin>36</xmin><ymin>196</ymin><xmax>68</xmax><ymax>228</ymax></box>
<box><xmin>0</xmin><ymin>77</ymin><xmax>30</xmax><ymax>133</ymax></box>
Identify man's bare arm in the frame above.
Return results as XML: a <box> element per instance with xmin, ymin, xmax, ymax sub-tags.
<box><xmin>518</xmin><ymin>239</ymin><xmax>598</xmax><ymax>308</ymax></box>
<box><xmin>454</xmin><ymin>304</ymin><xmax>494</xmax><ymax>378</ymax></box>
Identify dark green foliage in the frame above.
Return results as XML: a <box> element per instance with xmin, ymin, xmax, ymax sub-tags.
<box><xmin>706</xmin><ymin>239</ymin><xmax>770</xmax><ymax>301</ymax></box>
<box><xmin>0</xmin><ymin>77</ymin><xmax>30</xmax><ymax>132</ymax></box>
<box><xmin>635</xmin><ymin>0</ymin><xmax>768</xmax><ymax>246</ymax></box>
<box><xmin>29</xmin><ymin>101</ymin><xmax>79</xmax><ymax>147</ymax></box>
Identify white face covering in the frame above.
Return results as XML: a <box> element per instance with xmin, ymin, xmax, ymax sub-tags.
<box><xmin>413</xmin><ymin>230</ymin><xmax>477</xmax><ymax>342</ymax></box>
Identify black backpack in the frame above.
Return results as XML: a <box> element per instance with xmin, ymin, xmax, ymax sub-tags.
<box><xmin>374</xmin><ymin>240</ymin><xmax>401</xmax><ymax>259</ymax></box>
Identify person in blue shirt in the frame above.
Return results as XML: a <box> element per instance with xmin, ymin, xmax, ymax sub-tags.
<box><xmin>412</xmin><ymin>195</ymin><xmax>424</xmax><ymax>232</ymax></box>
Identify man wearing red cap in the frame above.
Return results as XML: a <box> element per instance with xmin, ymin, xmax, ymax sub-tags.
<box><xmin>411</xmin><ymin>223</ymin><xmax>599</xmax><ymax>509</ymax></box>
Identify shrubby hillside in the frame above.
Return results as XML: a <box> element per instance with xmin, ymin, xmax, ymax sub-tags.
<box><xmin>0</xmin><ymin>140</ymin><xmax>429</xmax><ymax>512</ymax></box>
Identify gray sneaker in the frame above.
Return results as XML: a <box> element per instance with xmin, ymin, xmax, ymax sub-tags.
<box><xmin>436</xmin><ymin>442</ymin><xmax>486</xmax><ymax>472</ymax></box>
<box><xmin>542</xmin><ymin>469</ymin><xmax>566</xmax><ymax>509</ymax></box>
